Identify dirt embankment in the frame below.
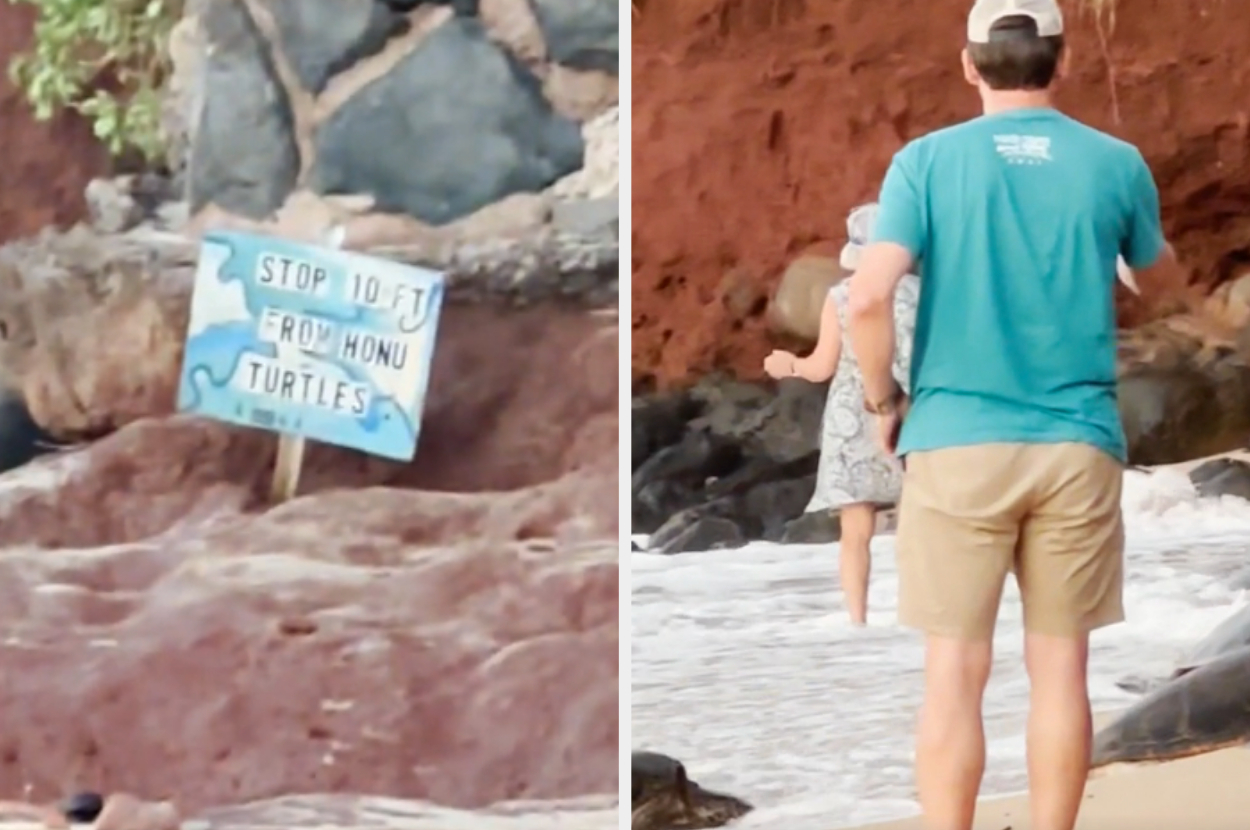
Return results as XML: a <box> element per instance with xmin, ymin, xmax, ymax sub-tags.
<box><xmin>0</xmin><ymin>3</ymin><xmax>109</xmax><ymax>240</ymax></box>
<box><xmin>631</xmin><ymin>0</ymin><xmax>1250</xmax><ymax>390</ymax></box>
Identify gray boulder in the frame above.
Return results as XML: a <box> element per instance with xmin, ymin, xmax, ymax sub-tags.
<box><xmin>266</xmin><ymin>0</ymin><xmax>407</xmax><ymax>94</ymax></box>
<box><xmin>188</xmin><ymin>0</ymin><xmax>300</xmax><ymax>218</ymax></box>
<box><xmin>1189</xmin><ymin>457</ymin><xmax>1250</xmax><ymax>501</ymax></box>
<box><xmin>650</xmin><ymin>512</ymin><xmax>747</xmax><ymax>555</ymax></box>
<box><xmin>309</xmin><ymin>18</ymin><xmax>585</xmax><ymax>224</ymax></box>
<box><xmin>528</xmin><ymin>0</ymin><xmax>617</xmax><ymax>73</ymax></box>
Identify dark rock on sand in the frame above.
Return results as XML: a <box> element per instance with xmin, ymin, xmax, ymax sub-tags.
<box><xmin>60</xmin><ymin>791</ymin><xmax>105</xmax><ymax>823</ymax></box>
<box><xmin>632</xmin><ymin>750</ymin><xmax>753</xmax><ymax>830</ymax></box>
<box><xmin>1093</xmin><ymin>643</ymin><xmax>1250</xmax><ymax>768</ymax></box>
<box><xmin>1189</xmin><ymin>457</ymin><xmax>1250</xmax><ymax>501</ymax></box>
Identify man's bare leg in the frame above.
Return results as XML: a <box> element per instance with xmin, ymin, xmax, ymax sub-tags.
<box><xmin>1023</xmin><ymin>632</ymin><xmax>1092</xmax><ymax>830</ymax></box>
<box><xmin>838</xmin><ymin>503</ymin><xmax>875</xmax><ymax>625</ymax></box>
<box><xmin>917</xmin><ymin>634</ymin><xmax>994</xmax><ymax>830</ymax></box>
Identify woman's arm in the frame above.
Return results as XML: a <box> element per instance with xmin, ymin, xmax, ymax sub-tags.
<box><xmin>794</xmin><ymin>293</ymin><xmax>842</xmax><ymax>383</ymax></box>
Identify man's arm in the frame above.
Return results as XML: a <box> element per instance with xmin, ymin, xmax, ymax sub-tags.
<box><xmin>847</xmin><ymin>150</ymin><xmax>924</xmax><ymax>408</ymax></box>
<box><xmin>847</xmin><ymin>243</ymin><xmax>915</xmax><ymax>405</ymax></box>
<box><xmin>1121</xmin><ymin>151</ymin><xmax>1188</xmax><ymax>310</ymax></box>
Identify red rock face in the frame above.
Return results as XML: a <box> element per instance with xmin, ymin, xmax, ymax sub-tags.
<box><xmin>631</xmin><ymin>0</ymin><xmax>1250</xmax><ymax>389</ymax></box>
<box><xmin>0</xmin><ymin>305</ymin><xmax>618</xmax><ymax>813</ymax></box>
<box><xmin>0</xmin><ymin>4</ymin><xmax>109</xmax><ymax>241</ymax></box>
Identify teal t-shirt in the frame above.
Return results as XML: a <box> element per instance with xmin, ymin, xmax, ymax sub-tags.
<box><xmin>870</xmin><ymin>108</ymin><xmax>1166</xmax><ymax>463</ymax></box>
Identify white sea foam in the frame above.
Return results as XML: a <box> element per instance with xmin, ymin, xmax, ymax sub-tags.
<box><xmin>631</xmin><ymin>466</ymin><xmax>1250</xmax><ymax>829</ymax></box>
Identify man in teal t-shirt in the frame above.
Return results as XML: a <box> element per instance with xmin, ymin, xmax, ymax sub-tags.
<box><xmin>843</xmin><ymin>2</ymin><xmax>1182</xmax><ymax>829</ymax></box>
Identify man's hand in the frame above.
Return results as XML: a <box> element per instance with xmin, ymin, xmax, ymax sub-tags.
<box><xmin>872</xmin><ymin>395</ymin><xmax>910</xmax><ymax>457</ymax></box>
<box><xmin>763</xmin><ymin>350</ymin><xmax>798</xmax><ymax>379</ymax></box>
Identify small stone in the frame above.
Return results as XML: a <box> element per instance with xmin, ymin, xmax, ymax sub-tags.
<box><xmin>552</xmin><ymin>194</ymin><xmax>618</xmax><ymax>240</ymax></box>
<box><xmin>85</xmin><ymin>177</ymin><xmax>144</xmax><ymax>234</ymax></box>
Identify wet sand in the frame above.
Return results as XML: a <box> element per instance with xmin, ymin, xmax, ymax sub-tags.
<box><xmin>854</xmin><ymin>723</ymin><xmax>1250</xmax><ymax>830</ymax></box>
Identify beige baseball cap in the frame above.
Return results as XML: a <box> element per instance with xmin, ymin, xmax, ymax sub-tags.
<box><xmin>967</xmin><ymin>0</ymin><xmax>1064</xmax><ymax>43</ymax></box>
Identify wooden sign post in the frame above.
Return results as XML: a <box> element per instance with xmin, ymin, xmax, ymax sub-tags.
<box><xmin>176</xmin><ymin>226</ymin><xmax>446</xmax><ymax>505</ymax></box>
<box><xmin>270</xmin><ymin>431</ymin><xmax>307</xmax><ymax>503</ymax></box>
<box><xmin>266</xmin><ymin>228</ymin><xmax>341</xmax><ymax>504</ymax></box>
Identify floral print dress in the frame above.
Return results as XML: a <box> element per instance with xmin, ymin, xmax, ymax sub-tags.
<box><xmin>805</xmin><ymin>272</ymin><xmax>920</xmax><ymax>512</ymax></box>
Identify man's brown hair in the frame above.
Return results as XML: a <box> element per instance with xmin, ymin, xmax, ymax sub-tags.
<box><xmin>967</xmin><ymin>14</ymin><xmax>1064</xmax><ymax>91</ymax></box>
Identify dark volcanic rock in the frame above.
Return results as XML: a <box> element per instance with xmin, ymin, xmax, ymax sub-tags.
<box><xmin>188</xmin><ymin>0</ymin><xmax>300</xmax><ymax>218</ymax></box>
<box><xmin>1189</xmin><ymin>457</ymin><xmax>1250</xmax><ymax>501</ymax></box>
<box><xmin>650</xmin><ymin>513</ymin><xmax>747</xmax><ymax>554</ymax></box>
<box><xmin>631</xmin><ymin>390</ymin><xmax>700</xmax><ymax>471</ymax></box>
<box><xmin>630</xmin><ymin>376</ymin><xmax>825</xmax><ymax>544</ymax></box>
<box><xmin>632</xmin><ymin>751</ymin><xmax>752</xmax><ymax>830</ymax></box>
<box><xmin>632</xmin><ymin>314</ymin><xmax>1250</xmax><ymax>552</ymax></box>
<box><xmin>266</xmin><ymin>0</ymin><xmax>408</xmax><ymax>94</ymax></box>
<box><xmin>742</xmin><ymin>472</ymin><xmax>818</xmax><ymax>541</ymax></box>
<box><xmin>0</xmin><ymin>387</ymin><xmax>58</xmax><ymax>473</ymax></box>
<box><xmin>782</xmin><ymin>508</ymin><xmax>842</xmax><ymax>545</ymax></box>
<box><xmin>527</xmin><ymin>0</ymin><xmax>618</xmax><ymax>73</ymax></box>
<box><xmin>310</xmin><ymin>18</ymin><xmax>585</xmax><ymax>224</ymax></box>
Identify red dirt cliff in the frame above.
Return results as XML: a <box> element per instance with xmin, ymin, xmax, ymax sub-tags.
<box><xmin>0</xmin><ymin>3</ymin><xmax>108</xmax><ymax>241</ymax></box>
<box><xmin>631</xmin><ymin>0</ymin><xmax>1250</xmax><ymax>389</ymax></box>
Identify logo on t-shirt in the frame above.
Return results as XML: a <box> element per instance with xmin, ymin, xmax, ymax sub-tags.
<box><xmin>993</xmin><ymin>134</ymin><xmax>1053</xmax><ymax>165</ymax></box>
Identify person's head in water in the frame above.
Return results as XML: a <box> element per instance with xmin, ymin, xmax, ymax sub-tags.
<box><xmin>962</xmin><ymin>0</ymin><xmax>1068</xmax><ymax>111</ymax></box>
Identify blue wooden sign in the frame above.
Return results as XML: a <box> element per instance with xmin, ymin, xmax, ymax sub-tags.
<box><xmin>177</xmin><ymin>231</ymin><xmax>445</xmax><ymax>461</ymax></box>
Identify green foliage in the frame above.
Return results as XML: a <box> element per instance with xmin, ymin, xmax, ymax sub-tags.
<box><xmin>7</xmin><ymin>0</ymin><xmax>181</xmax><ymax>161</ymax></box>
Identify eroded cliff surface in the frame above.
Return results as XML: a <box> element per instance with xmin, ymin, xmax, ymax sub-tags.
<box><xmin>631</xmin><ymin>0</ymin><xmax>1250</xmax><ymax>389</ymax></box>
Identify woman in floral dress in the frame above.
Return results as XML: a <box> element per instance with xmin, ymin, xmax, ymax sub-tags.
<box><xmin>763</xmin><ymin>203</ymin><xmax>919</xmax><ymax>625</ymax></box>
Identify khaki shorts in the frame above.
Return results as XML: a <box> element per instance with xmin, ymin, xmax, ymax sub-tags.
<box><xmin>896</xmin><ymin>442</ymin><xmax>1124</xmax><ymax>639</ymax></box>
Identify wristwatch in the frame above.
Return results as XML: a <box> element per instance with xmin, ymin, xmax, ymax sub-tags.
<box><xmin>864</xmin><ymin>384</ymin><xmax>904</xmax><ymax>415</ymax></box>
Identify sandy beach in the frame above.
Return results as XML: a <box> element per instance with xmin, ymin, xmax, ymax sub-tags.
<box><xmin>855</xmin><ymin>455</ymin><xmax>1250</xmax><ymax>830</ymax></box>
<box><xmin>856</xmin><ymin>730</ymin><xmax>1250</xmax><ymax>830</ymax></box>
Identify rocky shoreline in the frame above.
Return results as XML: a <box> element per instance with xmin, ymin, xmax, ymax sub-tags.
<box><xmin>633</xmin><ymin>271</ymin><xmax>1250</xmax><ymax>554</ymax></box>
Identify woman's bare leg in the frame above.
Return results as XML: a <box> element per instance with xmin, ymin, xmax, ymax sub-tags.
<box><xmin>838</xmin><ymin>502</ymin><xmax>876</xmax><ymax>625</ymax></box>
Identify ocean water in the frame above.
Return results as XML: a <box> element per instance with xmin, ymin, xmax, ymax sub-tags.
<box><xmin>631</xmin><ymin>466</ymin><xmax>1250</xmax><ymax>829</ymax></box>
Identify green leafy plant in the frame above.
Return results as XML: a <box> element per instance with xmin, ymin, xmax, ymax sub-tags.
<box><xmin>7</xmin><ymin>0</ymin><xmax>181</xmax><ymax>162</ymax></box>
